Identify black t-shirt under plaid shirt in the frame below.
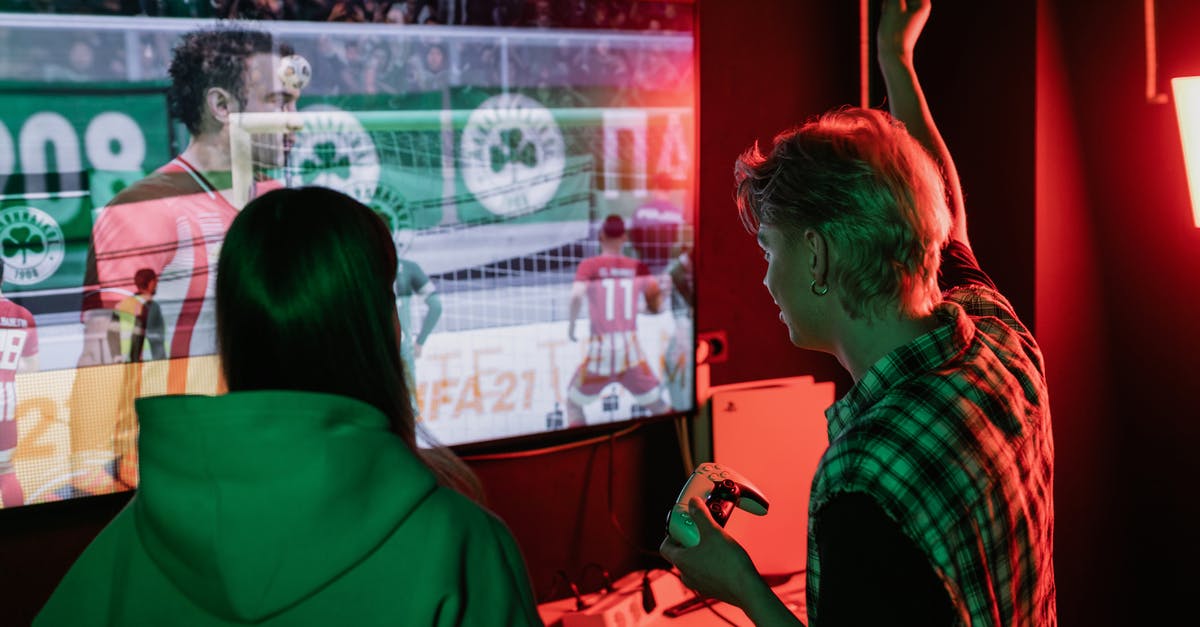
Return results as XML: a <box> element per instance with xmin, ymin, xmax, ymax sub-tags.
<box><xmin>806</xmin><ymin>241</ymin><xmax>1056</xmax><ymax>626</ymax></box>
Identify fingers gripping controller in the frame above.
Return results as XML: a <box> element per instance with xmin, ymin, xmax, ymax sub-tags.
<box><xmin>665</xmin><ymin>462</ymin><xmax>769</xmax><ymax>547</ymax></box>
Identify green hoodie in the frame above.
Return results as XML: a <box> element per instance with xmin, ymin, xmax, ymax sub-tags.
<box><xmin>36</xmin><ymin>391</ymin><xmax>543</xmax><ymax>626</ymax></box>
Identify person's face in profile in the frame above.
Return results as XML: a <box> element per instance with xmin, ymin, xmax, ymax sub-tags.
<box><xmin>757</xmin><ymin>224</ymin><xmax>821</xmax><ymax>349</ymax></box>
<box><xmin>240</xmin><ymin>52</ymin><xmax>301</xmax><ymax>167</ymax></box>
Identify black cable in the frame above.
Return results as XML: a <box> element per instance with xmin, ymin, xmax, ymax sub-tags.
<box><xmin>539</xmin><ymin>569</ymin><xmax>567</xmax><ymax>604</ymax></box>
<box><xmin>567</xmin><ymin>581</ymin><xmax>587</xmax><ymax>610</ymax></box>
<box><xmin>542</xmin><ymin>569</ymin><xmax>588</xmax><ymax>610</ymax></box>
<box><xmin>605</xmin><ymin>431</ymin><xmax>665</xmax><ymax>558</ymax></box>
<box><xmin>640</xmin><ymin>569</ymin><xmax>657</xmax><ymax>613</ymax></box>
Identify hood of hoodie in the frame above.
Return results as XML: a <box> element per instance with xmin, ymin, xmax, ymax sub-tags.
<box><xmin>132</xmin><ymin>391</ymin><xmax>437</xmax><ymax>623</ymax></box>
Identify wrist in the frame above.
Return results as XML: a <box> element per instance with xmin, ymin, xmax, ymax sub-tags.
<box><xmin>740</xmin><ymin>574</ymin><xmax>802</xmax><ymax>627</ymax></box>
<box><xmin>877</xmin><ymin>51</ymin><xmax>915</xmax><ymax>73</ymax></box>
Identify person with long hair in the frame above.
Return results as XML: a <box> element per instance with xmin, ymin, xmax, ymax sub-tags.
<box><xmin>37</xmin><ymin>187</ymin><xmax>543</xmax><ymax>626</ymax></box>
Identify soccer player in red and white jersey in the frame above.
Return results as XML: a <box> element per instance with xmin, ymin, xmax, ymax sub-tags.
<box><xmin>565</xmin><ymin>214</ymin><xmax>669</xmax><ymax>426</ymax></box>
<box><xmin>69</xmin><ymin>26</ymin><xmax>300</xmax><ymax>495</ymax></box>
<box><xmin>79</xmin><ymin>25</ymin><xmax>299</xmax><ymax>393</ymax></box>
<box><xmin>0</xmin><ymin>258</ymin><xmax>38</xmax><ymax>508</ymax></box>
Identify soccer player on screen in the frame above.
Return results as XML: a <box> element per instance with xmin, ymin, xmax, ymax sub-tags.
<box><xmin>662</xmin><ymin>241</ymin><xmax>694</xmax><ymax>410</ymax></box>
<box><xmin>105</xmin><ymin>268</ymin><xmax>165</xmax><ymax>490</ymax></box>
<box><xmin>78</xmin><ymin>25</ymin><xmax>300</xmax><ymax>387</ymax></box>
<box><xmin>396</xmin><ymin>257</ymin><xmax>442</xmax><ymax>395</ymax></box>
<box><xmin>69</xmin><ymin>25</ymin><xmax>301</xmax><ymax>495</ymax></box>
<box><xmin>565</xmin><ymin>214</ymin><xmax>668</xmax><ymax>427</ymax></box>
<box><xmin>108</xmin><ymin>268</ymin><xmax>166</xmax><ymax>363</ymax></box>
<box><xmin>0</xmin><ymin>258</ymin><xmax>38</xmax><ymax>508</ymax></box>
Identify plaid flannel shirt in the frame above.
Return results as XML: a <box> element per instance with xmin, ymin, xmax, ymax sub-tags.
<box><xmin>806</xmin><ymin>279</ymin><xmax>1056</xmax><ymax>626</ymax></box>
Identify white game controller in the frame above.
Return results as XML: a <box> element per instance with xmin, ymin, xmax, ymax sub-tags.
<box><xmin>665</xmin><ymin>462</ymin><xmax>769</xmax><ymax>548</ymax></box>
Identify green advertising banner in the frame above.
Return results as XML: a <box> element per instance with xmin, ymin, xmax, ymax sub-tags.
<box><xmin>0</xmin><ymin>81</ymin><xmax>172</xmax><ymax>297</ymax></box>
<box><xmin>0</xmin><ymin>83</ymin><xmax>691</xmax><ymax>298</ymax></box>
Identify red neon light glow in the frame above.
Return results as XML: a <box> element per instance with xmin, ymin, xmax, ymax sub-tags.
<box><xmin>1172</xmin><ymin>76</ymin><xmax>1200</xmax><ymax>227</ymax></box>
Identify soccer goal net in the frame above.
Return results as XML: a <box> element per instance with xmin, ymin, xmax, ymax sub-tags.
<box><xmin>230</xmin><ymin>99</ymin><xmax>692</xmax><ymax>336</ymax></box>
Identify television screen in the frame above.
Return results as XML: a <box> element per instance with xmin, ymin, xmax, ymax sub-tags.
<box><xmin>0</xmin><ymin>10</ymin><xmax>695</xmax><ymax>507</ymax></box>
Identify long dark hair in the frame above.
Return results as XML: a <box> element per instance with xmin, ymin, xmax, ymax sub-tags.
<box><xmin>216</xmin><ymin>186</ymin><xmax>481</xmax><ymax>499</ymax></box>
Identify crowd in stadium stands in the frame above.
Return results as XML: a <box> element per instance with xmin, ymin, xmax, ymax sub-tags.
<box><xmin>2</xmin><ymin>0</ymin><xmax>693</xmax><ymax>31</ymax></box>
<box><xmin>2</xmin><ymin>1</ymin><xmax>691</xmax><ymax>98</ymax></box>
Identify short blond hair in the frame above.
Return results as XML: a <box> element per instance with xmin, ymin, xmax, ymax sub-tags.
<box><xmin>735</xmin><ymin>107</ymin><xmax>951</xmax><ymax>320</ymax></box>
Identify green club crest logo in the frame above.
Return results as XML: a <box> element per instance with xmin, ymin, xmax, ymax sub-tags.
<box><xmin>0</xmin><ymin>206</ymin><xmax>65</xmax><ymax>286</ymax></box>
<box><xmin>461</xmin><ymin>93</ymin><xmax>565</xmax><ymax>217</ymax></box>
<box><xmin>290</xmin><ymin>105</ymin><xmax>380</xmax><ymax>201</ymax></box>
<box><xmin>348</xmin><ymin>180</ymin><xmax>416</xmax><ymax>256</ymax></box>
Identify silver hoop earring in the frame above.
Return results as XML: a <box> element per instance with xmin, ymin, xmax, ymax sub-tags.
<box><xmin>810</xmin><ymin>280</ymin><xmax>829</xmax><ymax>296</ymax></box>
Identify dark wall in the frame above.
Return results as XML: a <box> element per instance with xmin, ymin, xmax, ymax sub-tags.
<box><xmin>1036</xmin><ymin>1</ymin><xmax>1118</xmax><ymax>624</ymax></box>
<box><xmin>696</xmin><ymin>0</ymin><xmax>857</xmax><ymax>389</ymax></box>
<box><xmin>1042</xmin><ymin>0</ymin><xmax>1200</xmax><ymax>623</ymax></box>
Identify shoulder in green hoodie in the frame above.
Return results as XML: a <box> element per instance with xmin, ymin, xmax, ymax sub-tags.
<box><xmin>36</xmin><ymin>390</ymin><xmax>543</xmax><ymax>626</ymax></box>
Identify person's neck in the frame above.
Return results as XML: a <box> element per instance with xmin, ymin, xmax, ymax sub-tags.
<box><xmin>832</xmin><ymin>310</ymin><xmax>941</xmax><ymax>382</ymax></box>
<box><xmin>178</xmin><ymin>132</ymin><xmax>231</xmax><ymax>172</ymax></box>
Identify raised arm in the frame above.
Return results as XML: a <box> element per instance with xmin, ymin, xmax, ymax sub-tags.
<box><xmin>877</xmin><ymin>0</ymin><xmax>969</xmax><ymax>247</ymax></box>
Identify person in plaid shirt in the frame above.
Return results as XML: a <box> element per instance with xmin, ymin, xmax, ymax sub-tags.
<box><xmin>660</xmin><ymin>1</ymin><xmax>1055</xmax><ymax>625</ymax></box>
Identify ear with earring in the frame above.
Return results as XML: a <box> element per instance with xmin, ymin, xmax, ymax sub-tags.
<box><xmin>810</xmin><ymin>279</ymin><xmax>829</xmax><ymax>296</ymax></box>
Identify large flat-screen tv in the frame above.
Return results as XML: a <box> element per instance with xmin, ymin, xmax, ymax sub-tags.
<box><xmin>0</xmin><ymin>11</ymin><xmax>695</xmax><ymax>507</ymax></box>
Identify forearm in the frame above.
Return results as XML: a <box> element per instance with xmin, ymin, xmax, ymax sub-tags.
<box><xmin>568</xmin><ymin>295</ymin><xmax>582</xmax><ymax>326</ymax></box>
<box><xmin>740</xmin><ymin>575</ymin><xmax>806</xmax><ymax>627</ymax></box>
<box><xmin>417</xmin><ymin>294</ymin><xmax>442</xmax><ymax>345</ymax></box>
<box><xmin>879</xmin><ymin>55</ymin><xmax>967</xmax><ymax>244</ymax></box>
